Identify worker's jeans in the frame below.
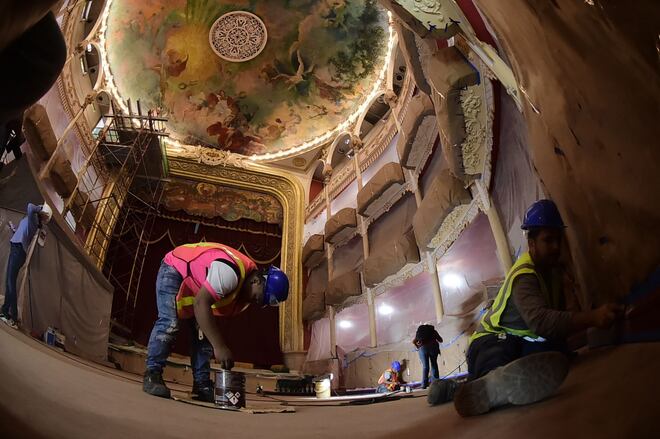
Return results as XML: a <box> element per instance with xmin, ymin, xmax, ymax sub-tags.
<box><xmin>418</xmin><ymin>342</ymin><xmax>440</xmax><ymax>388</ymax></box>
<box><xmin>1</xmin><ymin>243</ymin><xmax>26</xmax><ymax>320</ymax></box>
<box><xmin>146</xmin><ymin>261</ymin><xmax>214</xmax><ymax>385</ymax></box>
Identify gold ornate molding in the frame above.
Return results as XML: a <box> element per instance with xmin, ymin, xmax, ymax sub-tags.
<box><xmin>167</xmin><ymin>157</ymin><xmax>305</xmax><ymax>354</ymax></box>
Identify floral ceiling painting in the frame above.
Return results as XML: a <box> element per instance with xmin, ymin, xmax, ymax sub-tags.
<box><xmin>160</xmin><ymin>180</ymin><xmax>284</xmax><ymax>224</ymax></box>
<box><xmin>105</xmin><ymin>0</ymin><xmax>390</xmax><ymax>156</ymax></box>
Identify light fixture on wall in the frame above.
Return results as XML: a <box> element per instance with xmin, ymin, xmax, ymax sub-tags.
<box><xmin>338</xmin><ymin>320</ymin><xmax>353</xmax><ymax>329</ymax></box>
<box><xmin>378</xmin><ymin>303</ymin><xmax>394</xmax><ymax>316</ymax></box>
<box><xmin>442</xmin><ymin>273</ymin><xmax>463</xmax><ymax>289</ymax></box>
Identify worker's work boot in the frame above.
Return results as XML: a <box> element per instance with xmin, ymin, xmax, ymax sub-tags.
<box><xmin>427</xmin><ymin>378</ymin><xmax>459</xmax><ymax>406</ymax></box>
<box><xmin>192</xmin><ymin>381</ymin><xmax>215</xmax><ymax>403</ymax></box>
<box><xmin>453</xmin><ymin>351</ymin><xmax>569</xmax><ymax>417</ymax></box>
<box><xmin>143</xmin><ymin>370</ymin><xmax>171</xmax><ymax>399</ymax></box>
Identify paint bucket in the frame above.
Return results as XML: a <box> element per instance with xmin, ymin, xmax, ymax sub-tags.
<box><xmin>214</xmin><ymin>370</ymin><xmax>246</xmax><ymax>410</ymax></box>
<box><xmin>314</xmin><ymin>378</ymin><xmax>331</xmax><ymax>399</ymax></box>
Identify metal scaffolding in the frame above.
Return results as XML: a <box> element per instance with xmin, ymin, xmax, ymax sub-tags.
<box><xmin>62</xmin><ymin>100</ymin><xmax>168</xmax><ymax>333</ymax></box>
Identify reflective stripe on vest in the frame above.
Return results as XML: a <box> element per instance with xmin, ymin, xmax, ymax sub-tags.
<box><xmin>469</xmin><ymin>252</ymin><xmax>547</xmax><ymax>343</ymax></box>
<box><xmin>172</xmin><ymin>243</ymin><xmax>249</xmax><ymax>319</ymax></box>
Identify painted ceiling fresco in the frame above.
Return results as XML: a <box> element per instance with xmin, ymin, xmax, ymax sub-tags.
<box><xmin>159</xmin><ymin>180</ymin><xmax>283</xmax><ymax>224</ymax></box>
<box><xmin>105</xmin><ymin>0</ymin><xmax>389</xmax><ymax>156</ymax></box>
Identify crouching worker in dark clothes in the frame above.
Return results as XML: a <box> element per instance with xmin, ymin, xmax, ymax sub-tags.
<box><xmin>377</xmin><ymin>361</ymin><xmax>403</xmax><ymax>393</ymax></box>
<box><xmin>143</xmin><ymin>242</ymin><xmax>289</xmax><ymax>402</ymax></box>
<box><xmin>449</xmin><ymin>200</ymin><xmax>623</xmax><ymax>416</ymax></box>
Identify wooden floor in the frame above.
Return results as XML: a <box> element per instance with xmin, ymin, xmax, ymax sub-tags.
<box><xmin>0</xmin><ymin>324</ymin><xmax>657</xmax><ymax>439</ymax></box>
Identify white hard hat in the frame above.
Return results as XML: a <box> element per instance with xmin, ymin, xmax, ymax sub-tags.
<box><xmin>40</xmin><ymin>203</ymin><xmax>53</xmax><ymax>223</ymax></box>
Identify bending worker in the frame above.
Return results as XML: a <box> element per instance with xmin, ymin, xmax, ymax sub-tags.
<box><xmin>1</xmin><ymin>202</ymin><xmax>51</xmax><ymax>328</ymax></box>
<box><xmin>143</xmin><ymin>242</ymin><xmax>289</xmax><ymax>402</ymax></box>
<box><xmin>449</xmin><ymin>200</ymin><xmax>623</xmax><ymax>416</ymax></box>
<box><xmin>377</xmin><ymin>361</ymin><xmax>403</xmax><ymax>393</ymax></box>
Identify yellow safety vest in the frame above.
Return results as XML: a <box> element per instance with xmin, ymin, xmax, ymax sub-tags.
<box><xmin>470</xmin><ymin>252</ymin><xmax>554</xmax><ymax>343</ymax></box>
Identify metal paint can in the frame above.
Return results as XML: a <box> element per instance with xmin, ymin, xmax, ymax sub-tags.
<box><xmin>214</xmin><ymin>370</ymin><xmax>246</xmax><ymax>409</ymax></box>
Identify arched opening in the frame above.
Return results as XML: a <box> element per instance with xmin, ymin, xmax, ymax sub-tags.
<box><xmin>309</xmin><ymin>160</ymin><xmax>326</xmax><ymax>204</ymax></box>
<box><xmin>358</xmin><ymin>94</ymin><xmax>390</xmax><ymax>142</ymax></box>
<box><xmin>329</xmin><ymin>133</ymin><xmax>355</xmax><ymax>173</ymax></box>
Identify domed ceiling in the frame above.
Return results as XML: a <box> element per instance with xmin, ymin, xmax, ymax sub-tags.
<box><xmin>102</xmin><ymin>0</ymin><xmax>392</xmax><ymax>158</ymax></box>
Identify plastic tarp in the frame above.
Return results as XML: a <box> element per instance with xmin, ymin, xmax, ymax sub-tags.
<box><xmin>303</xmin><ymin>259</ymin><xmax>327</xmax><ymax>321</ymax></box>
<box><xmin>303</xmin><ymin>208</ymin><xmax>326</xmax><ymax>243</ymax></box>
<box><xmin>413</xmin><ymin>169</ymin><xmax>472</xmax><ymax>249</ymax></box>
<box><xmin>396</xmin><ymin>93</ymin><xmax>436</xmax><ymax>169</ymax></box>
<box><xmin>330</xmin><ymin>172</ymin><xmax>359</xmax><ymax>214</ymax></box>
<box><xmin>305</xmin><ymin>317</ymin><xmax>332</xmax><ymax>361</ymax></box>
<box><xmin>361</xmin><ymin>134</ymin><xmax>400</xmax><ymax>186</ymax></box>
<box><xmin>335</xmin><ymin>302</ymin><xmax>370</xmax><ymax>353</ymax></box>
<box><xmin>327</xmin><ymin>235</ymin><xmax>363</xmax><ymax>305</ymax></box>
<box><xmin>363</xmin><ymin>194</ymin><xmax>419</xmax><ymax>286</ymax></box>
<box><xmin>356</xmin><ymin>162</ymin><xmax>405</xmax><ymax>216</ymax></box>
<box><xmin>375</xmin><ymin>271</ymin><xmax>437</xmax><ymax>346</ymax></box>
<box><xmin>324</xmin><ymin>207</ymin><xmax>357</xmax><ymax>244</ymax></box>
<box><xmin>491</xmin><ymin>92</ymin><xmax>545</xmax><ymax>258</ymax></box>
<box><xmin>302</xmin><ymin>233</ymin><xmax>325</xmax><ymax>268</ymax></box>
<box><xmin>436</xmin><ymin>213</ymin><xmax>505</xmax><ymax>316</ymax></box>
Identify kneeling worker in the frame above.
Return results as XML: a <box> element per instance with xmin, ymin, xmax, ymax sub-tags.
<box><xmin>143</xmin><ymin>242</ymin><xmax>289</xmax><ymax>402</ymax></box>
<box><xmin>449</xmin><ymin>200</ymin><xmax>623</xmax><ymax>416</ymax></box>
<box><xmin>377</xmin><ymin>361</ymin><xmax>403</xmax><ymax>393</ymax></box>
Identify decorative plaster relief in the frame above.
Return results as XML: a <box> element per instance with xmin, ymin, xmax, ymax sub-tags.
<box><xmin>429</xmin><ymin>200</ymin><xmax>480</xmax><ymax>257</ymax></box>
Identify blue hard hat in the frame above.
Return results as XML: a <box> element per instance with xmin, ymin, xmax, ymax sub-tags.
<box><xmin>521</xmin><ymin>199</ymin><xmax>566</xmax><ymax>230</ymax></box>
<box><xmin>391</xmin><ymin>361</ymin><xmax>401</xmax><ymax>372</ymax></box>
<box><xmin>263</xmin><ymin>266</ymin><xmax>289</xmax><ymax>307</ymax></box>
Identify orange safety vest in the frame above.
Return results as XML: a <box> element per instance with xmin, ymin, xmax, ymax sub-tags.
<box><xmin>377</xmin><ymin>369</ymin><xmax>401</xmax><ymax>391</ymax></box>
<box><xmin>170</xmin><ymin>243</ymin><xmax>257</xmax><ymax>319</ymax></box>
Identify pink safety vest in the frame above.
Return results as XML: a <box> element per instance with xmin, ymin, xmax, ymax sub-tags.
<box><xmin>165</xmin><ymin>243</ymin><xmax>257</xmax><ymax>319</ymax></box>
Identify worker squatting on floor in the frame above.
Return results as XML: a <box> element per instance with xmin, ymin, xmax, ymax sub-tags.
<box><xmin>426</xmin><ymin>199</ymin><xmax>625</xmax><ymax>416</ymax></box>
<box><xmin>143</xmin><ymin>242</ymin><xmax>289</xmax><ymax>403</ymax></box>
<box><xmin>377</xmin><ymin>361</ymin><xmax>403</xmax><ymax>393</ymax></box>
<box><xmin>0</xmin><ymin>202</ymin><xmax>51</xmax><ymax>328</ymax></box>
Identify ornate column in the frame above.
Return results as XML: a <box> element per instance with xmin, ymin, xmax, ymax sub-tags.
<box><xmin>474</xmin><ymin>180</ymin><xmax>513</xmax><ymax>271</ymax></box>
<box><xmin>322</xmin><ymin>169</ymin><xmax>337</xmax><ymax>358</ymax></box>
<box><xmin>351</xmin><ymin>136</ymin><xmax>377</xmax><ymax>348</ymax></box>
<box><xmin>426</xmin><ymin>251</ymin><xmax>445</xmax><ymax>323</ymax></box>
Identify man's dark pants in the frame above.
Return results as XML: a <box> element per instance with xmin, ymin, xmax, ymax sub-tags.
<box><xmin>467</xmin><ymin>333</ymin><xmax>567</xmax><ymax>379</ymax></box>
<box><xmin>2</xmin><ymin>242</ymin><xmax>26</xmax><ymax>320</ymax></box>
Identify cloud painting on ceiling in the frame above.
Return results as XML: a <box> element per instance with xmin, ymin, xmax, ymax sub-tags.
<box><xmin>105</xmin><ymin>0</ymin><xmax>389</xmax><ymax>156</ymax></box>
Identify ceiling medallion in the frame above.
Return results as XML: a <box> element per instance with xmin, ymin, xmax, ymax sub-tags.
<box><xmin>209</xmin><ymin>11</ymin><xmax>268</xmax><ymax>63</ymax></box>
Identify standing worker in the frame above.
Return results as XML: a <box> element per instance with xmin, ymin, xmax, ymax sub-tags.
<box><xmin>377</xmin><ymin>361</ymin><xmax>403</xmax><ymax>393</ymax></box>
<box><xmin>450</xmin><ymin>200</ymin><xmax>623</xmax><ymax>416</ymax></box>
<box><xmin>413</xmin><ymin>324</ymin><xmax>443</xmax><ymax>388</ymax></box>
<box><xmin>142</xmin><ymin>242</ymin><xmax>289</xmax><ymax>403</ymax></box>
<box><xmin>1</xmin><ymin>202</ymin><xmax>51</xmax><ymax>328</ymax></box>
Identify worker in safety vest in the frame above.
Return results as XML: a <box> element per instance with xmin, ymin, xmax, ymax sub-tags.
<box><xmin>377</xmin><ymin>361</ymin><xmax>403</xmax><ymax>393</ymax></box>
<box><xmin>142</xmin><ymin>242</ymin><xmax>289</xmax><ymax>402</ymax></box>
<box><xmin>448</xmin><ymin>200</ymin><xmax>623</xmax><ymax>416</ymax></box>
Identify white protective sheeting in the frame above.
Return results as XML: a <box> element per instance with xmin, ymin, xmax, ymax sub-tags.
<box><xmin>491</xmin><ymin>92</ymin><xmax>545</xmax><ymax>258</ymax></box>
<box><xmin>306</xmin><ymin>317</ymin><xmax>332</xmax><ymax>362</ymax></box>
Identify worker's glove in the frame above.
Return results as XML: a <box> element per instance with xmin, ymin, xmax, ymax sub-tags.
<box><xmin>214</xmin><ymin>346</ymin><xmax>234</xmax><ymax>370</ymax></box>
<box><xmin>591</xmin><ymin>303</ymin><xmax>624</xmax><ymax>328</ymax></box>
